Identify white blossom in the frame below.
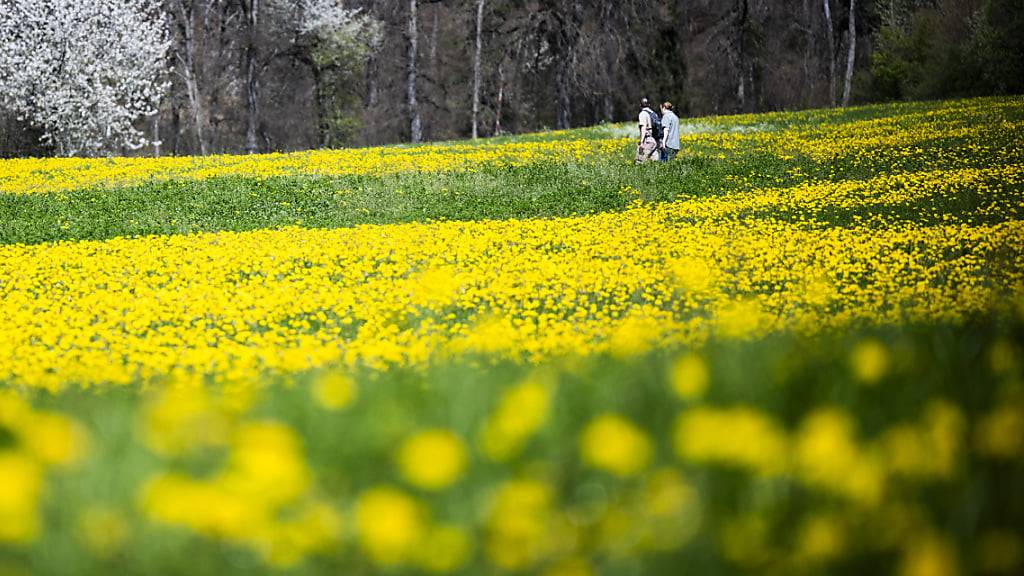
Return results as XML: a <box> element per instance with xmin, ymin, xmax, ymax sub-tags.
<box><xmin>0</xmin><ymin>0</ymin><xmax>171</xmax><ymax>156</ymax></box>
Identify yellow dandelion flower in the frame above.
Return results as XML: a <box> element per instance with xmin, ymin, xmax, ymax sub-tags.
<box><xmin>480</xmin><ymin>378</ymin><xmax>552</xmax><ymax>461</ymax></box>
<box><xmin>580</xmin><ymin>414</ymin><xmax>652</xmax><ymax>477</ymax></box>
<box><xmin>311</xmin><ymin>370</ymin><xmax>357</xmax><ymax>410</ymax></box>
<box><xmin>485</xmin><ymin>479</ymin><xmax>559</xmax><ymax>570</ymax></box>
<box><xmin>975</xmin><ymin>403</ymin><xmax>1024</xmax><ymax>459</ymax></box>
<box><xmin>674</xmin><ymin>406</ymin><xmax>789</xmax><ymax>475</ymax></box>
<box><xmin>397</xmin><ymin>429</ymin><xmax>469</xmax><ymax>491</ymax></box>
<box><xmin>21</xmin><ymin>412</ymin><xmax>88</xmax><ymax>467</ymax></box>
<box><xmin>849</xmin><ymin>339</ymin><xmax>891</xmax><ymax>385</ymax></box>
<box><xmin>794</xmin><ymin>408</ymin><xmax>884</xmax><ymax>506</ymax></box>
<box><xmin>354</xmin><ymin>486</ymin><xmax>425</xmax><ymax>566</ymax></box>
<box><xmin>671</xmin><ymin>353</ymin><xmax>710</xmax><ymax>400</ymax></box>
<box><xmin>0</xmin><ymin>452</ymin><xmax>44</xmax><ymax>544</ymax></box>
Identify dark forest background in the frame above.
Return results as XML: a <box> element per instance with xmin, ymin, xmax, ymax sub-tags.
<box><xmin>2</xmin><ymin>0</ymin><xmax>1022</xmax><ymax>157</ymax></box>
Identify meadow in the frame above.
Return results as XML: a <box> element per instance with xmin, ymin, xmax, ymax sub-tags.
<box><xmin>1</xmin><ymin>96</ymin><xmax>1022</xmax><ymax>575</ymax></box>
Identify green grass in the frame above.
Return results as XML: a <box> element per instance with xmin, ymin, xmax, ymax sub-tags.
<box><xmin>1</xmin><ymin>95</ymin><xmax>1020</xmax><ymax>246</ymax></box>
<box><xmin>0</xmin><ymin>153</ymin><xmax>796</xmax><ymax>245</ymax></box>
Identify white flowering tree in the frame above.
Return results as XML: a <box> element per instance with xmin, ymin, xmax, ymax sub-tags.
<box><xmin>271</xmin><ymin>0</ymin><xmax>382</xmax><ymax>147</ymax></box>
<box><xmin>0</xmin><ymin>0</ymin><xmax>171</xmax><ymax>156</ymax></box>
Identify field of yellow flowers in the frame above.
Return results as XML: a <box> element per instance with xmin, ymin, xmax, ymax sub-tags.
<box><xmin>1</xmin><ymin>96</ymin><xmax>1023</xmax><ymax>575</ymax></box>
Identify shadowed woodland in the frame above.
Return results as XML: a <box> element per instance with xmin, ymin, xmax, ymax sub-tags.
<box><xmin>1</xmin><ymin>0</ymin><xmax>1022</xmax><ymax>156</ymax></box>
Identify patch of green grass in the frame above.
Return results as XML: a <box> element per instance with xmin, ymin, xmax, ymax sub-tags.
<box><xmin>0</xmin><ymin>151</ymin><xmax>807</xmax><ymax>245</ymax></box>
<box><xmin>2</xmin><ymin>96</ymin><xmax>1021</xmax><ymax>246</ymax></box>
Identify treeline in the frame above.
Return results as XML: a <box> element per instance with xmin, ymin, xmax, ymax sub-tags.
<box><xmin>1</xmin><ymin>0</ymin><xmax>1021</xmax><ymax>157</ymax></box>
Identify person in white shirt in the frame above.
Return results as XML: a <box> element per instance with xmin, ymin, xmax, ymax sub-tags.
<box><xmin>659</xmin><ymin>102</ymin><xmax>681</xmax><ymax>161</ymax></box>
<box><xmin>635</xmin><ymin>97</ymin><xmax>660</xmax><ymax>164</ymax></box>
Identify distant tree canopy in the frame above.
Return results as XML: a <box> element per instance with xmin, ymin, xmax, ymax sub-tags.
<box><xmin>0</xmin><ymin>0</ymin><xmax>1021</xmax><ymax>157</ymax></box>
<box><xmin>868</xmin><ymin>0</ymin><xmax>1024</xmax><ymax>100</ymax></box>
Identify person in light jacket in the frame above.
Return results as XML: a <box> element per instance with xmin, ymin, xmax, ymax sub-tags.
<box><xmin>635</xmin><ymin>98</ymin><xmax>660</xmax><ymax>164</ymax></box>
<box><xmin>659</xmin><ymin>102</ymin><xmax>680</xmax><ymax>161</ymax></box>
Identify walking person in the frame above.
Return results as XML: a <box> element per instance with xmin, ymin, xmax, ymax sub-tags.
<box><xmin>659</xmin><ymin>102</ymin><xmax>681</xmax><ymax>161</ymax></box>
<box><xmin>635</xmin><ymin>97</ymin><xmax>661</xmax><ymax>164</ymax></box>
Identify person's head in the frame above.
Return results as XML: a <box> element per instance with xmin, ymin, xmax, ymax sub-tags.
<box><xmin>661</xmin><ymin>102</ymin><xmax>673</xmax><ymax>113</ymax></box>
<box><xmin>640</xmin><ymin>97</ymin><xmax>650</xmax><ymax>110</ymax></box>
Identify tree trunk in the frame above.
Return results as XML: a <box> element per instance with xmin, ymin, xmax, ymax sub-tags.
<box><xmin>600</xmin><ymin>2</ymin><xmax>617</xmax><ymax>122</ymax></box>
<box><xmin>174</xmin><ymin>0</ymin><xmax>207</xmax><ymax>155</ymax></box>
<box><xmin>407</xmin><ymin>0</ymin><xmax>422</xmax><ymax>143</ymax></box>
<box><xmin>841</xmin><ymin>0</ymin><xmax>856</xmax><ymax>107</ymax></box>
<box><xmin>603</xmin><ymin>94</ymin><xmax>614</xmax><ymax>122</ymax></box>
<box><xmin>151</xmin><ymin>111</ymin><xmax>161</xmax><ymax>157</ymax></box>
<box><xmin>803</xmin><ymin>0</ymin><xmax>816</xmax><ymax>105</ymax></box>
<box><xmin>367</xmin><ymin>53</ymin><xmax>379</xmax><ymax>108</ymax></box>
<box><xmin>312</xmin><ymin>64</ymin><xmax>329</xmax><ymax>148</ymax></box>
<box><xmin>494</xmin><ymin>61</ymin><xmax>504</xmax><ymax>135</ymax></box>
<box><xmin>823</xmin><ymin>0</ymin><xmax>836</xmax><ymax>107</ymax></box>
<box><xmin>736</xmin><ymin>0</ymin><xmax>748</xmax><ymax>112</ymax></box>
<box><xmin>472</xmin><ymin>0</ymin><xmax>485</xmax><ymax>139</ymax></box>
<box><xmin>553</xmin><ymin>0</ymin><xmax>582</xmax><ymax>130</ymax></box>
<box><xmin>555</xmin><ymin>56</ymin><xmax>571</xmax><ymax>129</ymax></box>
<box><xmin>243</xmin><ymin>0</ymin><xmax>261</xmax><ymax>154</ymax></box>
<box><xmin>429</xmin><ymin>2</ymin><xmax>439</xmax><ymax>77</ymax></box>
<box><xmin>170</xmin><ymin>103</ymin><xmax>181</xmax><ymax>155</ymax></box>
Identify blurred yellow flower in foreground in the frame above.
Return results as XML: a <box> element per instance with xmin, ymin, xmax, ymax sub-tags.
<box><xmin>975</xmin><ymin>403</ymin><xmax>1024</xmax><ymax>459</ymax></box>
<box><xmin>140</xmin><ymin>420</ymin><xmax>336</xmax><ymax>567</ymax></box>
<box><xmin>397</xmin><ymin>429</ymin><xmax>468</xmax><ymax>491</ymax></box>
<box><xmin>796</xmin><ymin>514</ymin><xmax>847</xmax><ymax>564</ymax></box>
<box><xmin>20</xmin><ymin>412</ymin><xmax>88</xmax><ymax>467</ymax></box>
<box><xmin>580</xmin><ymin>414</ymin><xmax>653</xmax><ymax>477</ymax></box>
<box><xmin>671</xmin><ymin>353</ymin><xmax>710</xmax><ymax>400</ymax></box>
<box><xmin>900</xmin><ymin>533</ymin><xmax>958</xmax><ymax>576</ymax></box>
<box><xmin>850</xmin><ymin>339</ymin><xmax>891</xmax><ymax>385</ymax></box>
<box><xmin>486</xmin><ymin>479</ymin><xmax>574</xmax><ymax>570</ymax></box>
<box><xmin>989</xmin><ymin>339</ymin><xmax>1020</xmax><ymax>375</ymax></box>
<box><xmin>880</xmin><ymin>400</ymin><xmax>965</xmax><ymax>479</ymax></box>
<box><xmin>142</xmin><ymin>387</ymin><xmax>231</xmax><ymax>457</ymax></box>
<box><xmin>312</xmin><ymin>370</ymin><xmax>357</xmax><ymax>410</ymax></box>
<box><xmin>674</xmin><ymin>406</ymin><xmax>789</xmax><ymax>475</ymax></box>
<box><xmin>0</xmin><ymin>453</ymin><xmax>43</xmax><ymax>543</ymax></box>
<box><xmin>480</xmin><ymin>378</ymin><xmax>552</xmax><ymax>461</ymax></box>
<box><xmin>355</xmin><ymin>486</ymin><xmax>425</xmax><ymax>566</ymax></box>
<box><xmin>0</xmin><ymin>393</ymin><xmax>88</xmax><ymax>544</ymax></box>
<box><xmin>639</xmin><ymin>468</ymin><xmax>702</xmax><ymax>551</ymax></box>
<box><xmin>795</xmin><ymin>408</ymin><xmax>884</xmax><ymax>506</ymax></box>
